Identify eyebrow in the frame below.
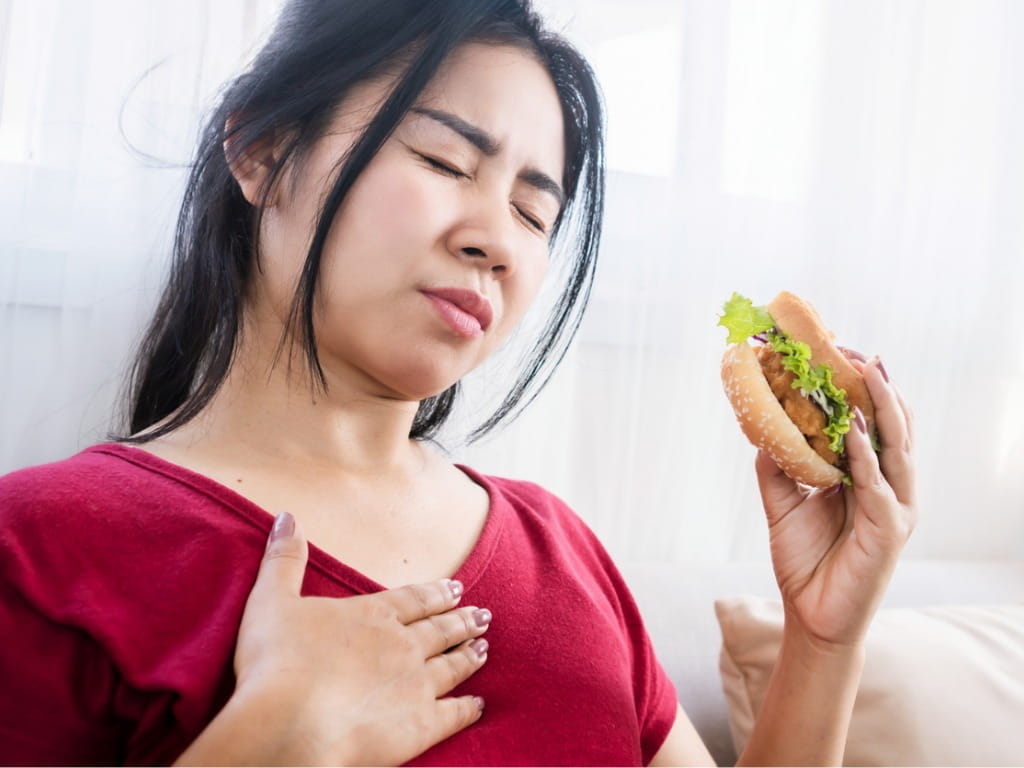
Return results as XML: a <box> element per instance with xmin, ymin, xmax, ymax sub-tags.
<box><xmin>410</xmin><ymin>107</ymin><xmax>565</xmax><ymax>208</ymax></box>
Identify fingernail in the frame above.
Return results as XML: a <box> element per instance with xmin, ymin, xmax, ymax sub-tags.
<box><xmin>827</xmin><ymin>483</ymin><xmax>844</xmax><ymax>496</ymax></box>
<box><xmin>875</xmin><ymin>357</ymin><xmax>890</xmax><ymax>382</ymax></box>
<box><xmin>271</xmin><ymin>511</ymin><xmax>294</xmax><ymax>542</ymax></box>
<box><xmin>472</xmin><ymin>608</ymin><xmax>492</xmax><ymax>628</ymax></box>
<box><xmin>470</xmin><ymin>637</ymin><xmax>489</xmax><ymax>657</ymax></box>
<box><xmin>839</xmin><ymin>346</ymin><xmax>868</xmax><ymax>363</ymax></box>
<box><xmin>448</xmin><ymin>579</ymin><xmax>464</xmax><ymax>601</ymax></box>
<box><xmin>474</xmin><ymin>696</ymin><xmax>486</xmax><ymax>711</ymax></box>
<box><xmin>854</xmin><ymin>407</ymin><xmax>867</xmax><ymax>434</ymax></box>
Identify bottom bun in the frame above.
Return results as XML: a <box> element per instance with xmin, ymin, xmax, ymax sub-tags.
<box><xmin>721</xmin><ymin>343</ymin><xmax>845</xmax><ymax>489</ymax></box>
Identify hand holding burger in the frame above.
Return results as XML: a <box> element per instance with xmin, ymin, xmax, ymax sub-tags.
<box><xmin>716</xmin><ymin>289</ymin><xmax>918</xmax><ymax>653</ymax></box>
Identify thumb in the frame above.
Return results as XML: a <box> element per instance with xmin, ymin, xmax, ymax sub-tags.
<box><xmin>255</xmin><ymin>511</ymin><xmax>309</xmax><ymax>597</ymax></box>
<box><xmin>754</xmin><ymin>450</ymin><xmax>804</xmax><ymax>524</ymax></box>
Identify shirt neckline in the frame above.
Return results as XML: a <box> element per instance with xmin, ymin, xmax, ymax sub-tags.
<box><xmin>86</xmin><ymin>442</ymin><xmax>507</xmax><ymax>595</ymax></box>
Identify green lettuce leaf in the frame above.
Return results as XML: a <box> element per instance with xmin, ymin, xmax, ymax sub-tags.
<box><xmin>767</xmin><ymin>330</ymin><xmax>852</xmax><ymax>455</ymax></box>
<box><xmin>717</xmin><ymin>292</ymin><xmax>776</xmax><ymax>344</ymax></box>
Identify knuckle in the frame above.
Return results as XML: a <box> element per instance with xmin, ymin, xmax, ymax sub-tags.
<box><xmin>458</xmin><ymin>697</ymin><xmax>480</xmax><ymax>728</ymax></box>
<box><xmin>392</xmin><ymin>630</ymin><xmax>418</xmax><ymax>657</ymax></box>
<box><xmin>448</xmin><ymin>697</ymin><xmax>474</xmax><ymax>732</ymax></box>
<box><xmin>366</xmin><ymin>598</ymin><xmax>396</xmax><ymax>622</ymax></box>
<box><xmin>431</xmin><ymin>616</ymin><xmax>453</xmax><ymax>650</ymax></box>
<box><xmin>263</xmin><ymin>542</ymin><xmax>304</xmax><ymax>562</ymax></box>
<box><xmin>444</xmin><ymin>650</ymin><xmax>465</xmax><ymax>688</ymax></box>
<box><xmin>409</xmin><ymin>583</ymin><xmax>433</xmax><ymax>614</ymax></box>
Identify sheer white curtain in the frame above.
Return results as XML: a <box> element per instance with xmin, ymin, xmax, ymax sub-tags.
<box><xmin>456</xmin><ymin>0</ymin><xmax>1024</xmax><ymax>563</ymax></box>
<box><xmin>0</xmin><ymin>0</ymin><xmax>281</xmax><ymax>467</ymax></box>
<box><xmin>2</xmin><ymin>1</ymin><xmax>1022</xmax><ymax>564</ymax></box>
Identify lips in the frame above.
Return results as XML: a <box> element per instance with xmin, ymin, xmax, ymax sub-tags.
<box><xmin>421</xmin><ymin>287</ymin><xmax>494</xmax><ymax>338</ymax></box>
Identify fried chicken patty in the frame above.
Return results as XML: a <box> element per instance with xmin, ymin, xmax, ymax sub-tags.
<box><xmin>756</xmin><ymin>345</ymin><xmax>841</xmax><ymax>467</ymax></box>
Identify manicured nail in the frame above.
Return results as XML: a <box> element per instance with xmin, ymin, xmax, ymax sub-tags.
<box><xmin>271</xmin><ymin>511</ymin><xmax>294</xmax><ymax>542</ymax></box>
<box><xmin>854</xmin><ymin>407</ymin><xmax>867</xmax><ymax>434</ymax></box>
<box><xmin>875</xmin><ymin>357</ymin><xmax>890</xmax><ymax>382</ymax></box>
<box><xmin>839</xmin><ymin>346</ymin><xmax>868</xmax><ymax>363</ymax></box>
<box><xmin>448</xmin><ymin>579</ymin><xmax>464</xmax><ymax>601</ymax></box>
<box><xmin>474</xmin><ymin>696</ymin><xmax>486</xmax><ymax>711</ymax></box>
<box><xmin>470</xmin><ymin>637</ymin><xmax>489</xmax><ymax>657</ymax></box>
<box><xmin>827</xmin><ymin>483</ymin><xmax>844</xmax><ymax>496</ymax></box>
<box><xmin>472</xmin><ymin>608</ymin><xmax>492</xmax><ymax>628</ymax></box>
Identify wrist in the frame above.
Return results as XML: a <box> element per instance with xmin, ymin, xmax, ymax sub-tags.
<box><xmin>176</xmin><ymin>677</ymin><xmax>344</xmax><ymax>767</ymax></box>
<box><xmin>778</xmin><ymin>613</ymin><xmax>866</xmax><ymax>691</ymax></box>
<box><xmin>781</xmin><ymin>605</ymin><xmax>869</xmax><ymax>659</ymax></box>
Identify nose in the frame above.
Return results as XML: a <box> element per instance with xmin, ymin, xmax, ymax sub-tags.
<box><xmin>446</xmin><ymin>206</ymin><xmax>517</xmax><ymax>278</ymax></box>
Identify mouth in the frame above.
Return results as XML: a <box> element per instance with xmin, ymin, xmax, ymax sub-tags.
<box><xmin>420</xmin><ymin>287</ymin><xmax>494</xmax><ymax>338</ymax></box>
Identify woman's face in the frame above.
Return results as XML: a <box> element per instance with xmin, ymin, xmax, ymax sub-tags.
<box><xmin>250</xmin><ymin>43</ymin><xmax>566</xmax><ymax>401</ymax></box>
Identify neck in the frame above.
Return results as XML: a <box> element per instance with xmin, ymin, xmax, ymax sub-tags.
<box><xmin>168</xmin><ymin>309</ymin><xmax>430</xmax><ymax>478</ymax></box>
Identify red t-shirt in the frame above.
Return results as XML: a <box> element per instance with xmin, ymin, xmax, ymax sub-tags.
<box><xmin>0</xmin><ymin>444</ymin><xmax>676</xmax><ymax>765</ymax></box>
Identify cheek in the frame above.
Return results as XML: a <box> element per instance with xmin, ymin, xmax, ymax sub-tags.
<box><xmin>349</xmin><ymin>164</ymin><xmax>447</xmax><ymax>240</ymax></box>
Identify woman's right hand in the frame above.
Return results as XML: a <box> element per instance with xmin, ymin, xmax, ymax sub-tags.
<box><xmin>176</xmin><ymin>512</ymin><xmax>490</xmax><ymax>766</ymax></box>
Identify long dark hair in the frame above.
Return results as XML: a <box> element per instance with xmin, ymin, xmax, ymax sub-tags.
<box><xmin>123</xmin><ymin>0</ymin><xmax>604</xmax><ymax>444</ymax></box>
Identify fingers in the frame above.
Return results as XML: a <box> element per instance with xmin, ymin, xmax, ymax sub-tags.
<box><xmin>845</xmin><ymin>404</ymin><xmax>915</xmax><ymax>546</ymax></box>
<box><xmin>754</xmin><ymin>449</ymin><xmax>806</xmax><ymax>523</ymax></box>
<box><xmin>382</xmin><ymin>579</ymin><xmax>464</xmax><ymax>625</ymax></box>
<box><xmin>427</xmin><ymin>636</ymin><xmax>489</xmax><ymax>697</ymax></box>
<box><xmin>432</xmin><ymin>693</ymin><xmax>486</xmax><ymax>744</ymax></box>
<box><xmin>411</xmin><ymin>606</ymin><xmax>492</xmax><ymax>658</ymax></box>
<box><xmin>838</xmin><ymin>345</ymin><xmax>868</xmax><ymax>373</ymax></box>
<box><xmin>861</xmin><ymin>358</ymin><xmax>915</xmax><ymax>507</ymax></box>
<box><xmin>256</xmin><ymin>511</ymin><xmax>310</xmax><ymax>598</ymax></box>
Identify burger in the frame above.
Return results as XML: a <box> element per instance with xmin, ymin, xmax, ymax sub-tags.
<box><xmin>718</xmin><ymin>291</ymin><xmax>878</xmax><ymax>488</ymax></box>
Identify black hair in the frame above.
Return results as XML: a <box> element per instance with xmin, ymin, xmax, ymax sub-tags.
<box><xmin>122</xmin><ymin>0</ymin><xmax>604</xmax><ymax>444</ymax></box>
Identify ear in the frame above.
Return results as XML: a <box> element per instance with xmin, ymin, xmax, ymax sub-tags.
<box><xmin>223</xmin><ymin>115</ymin><xmax>282</xmax><ymax>208</ymax></box>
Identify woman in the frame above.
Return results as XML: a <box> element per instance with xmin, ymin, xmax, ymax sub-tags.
<box><xmin>0</xmin><ymin>0</ymin><xmax>916</xmax><ymax>765</ymax></box>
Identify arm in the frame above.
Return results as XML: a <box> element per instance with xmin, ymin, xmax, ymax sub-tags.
<box><xmin>737</xmin><ymin>356</ymin><xmax>914</xmax><ymax>766</ymax></box>
<box><xmin>655</xmin><ymin>356</ymin><xmax>915</xmax><ymax>767</ymax></box>
<box><xmin>735</xmin><ymin>621</ymin><xmax>863</xmax><ymax>765</ymax></box>
<box><xmin>649</xmin><ymin>629</ymin><xmax>863</xmax><ymax>768</ymax></box>
<box><xmin>174</xmin><ymin>680</ymin><xmax>330</xmax><ymax>766</ymax></box>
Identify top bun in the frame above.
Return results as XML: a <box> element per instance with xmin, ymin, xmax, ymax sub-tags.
<box><xmin>767</xmin><ymin>291</ymin><xmax>875</xmax><ymax>435</ymax></box>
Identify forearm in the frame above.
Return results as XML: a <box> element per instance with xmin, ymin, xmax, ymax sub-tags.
<box><xmin>736</xmin><ymin>617</ymin><xmax>865</xmax><ymax>767</ymax></box>
<box><xmin>173</xmin><ymin>682</ymin><xmax>339</xmax><ymax>767</ymax></box>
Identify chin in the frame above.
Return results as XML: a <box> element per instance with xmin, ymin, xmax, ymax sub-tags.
<box><xmin>374</xmin><ymin>361</ymin><xmax>466</xmax><ymax>403</ymax></box>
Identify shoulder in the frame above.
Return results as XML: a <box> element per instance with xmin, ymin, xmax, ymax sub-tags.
<box><xmin>1</xmin><ymin>445</ymin><xmax>126</xmax><ymax>516</ymax></box>
<box><xmin>0</xmin><ymin>443</ymin><xmax>177</xmax><ymax>527</ymax></box>
<box><xmin>0</xmin><ymin>443</ymin><xmax>258</xmax><ymax>586</ymax></box>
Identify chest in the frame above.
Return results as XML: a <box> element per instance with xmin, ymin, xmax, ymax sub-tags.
<box><xmin>229</xmin><ymin>468</ymin><xmax>491</xmax><ymax>588</ymax></box>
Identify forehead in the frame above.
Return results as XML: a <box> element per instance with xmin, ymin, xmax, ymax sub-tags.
<box><xmin>415</xmin><ymin>43</ymin><xmax>566</xmax><ymax>180</ymax></box>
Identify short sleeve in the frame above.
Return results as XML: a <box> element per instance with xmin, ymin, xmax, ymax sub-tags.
<box><xmin>0</xmin><ymin>578</ymin><xmax>124</xmax><ymax>765</ymax></box>
<box><xmin>0</xmin><ymin>466</ymin><xmax>126</xmax><ymax>765</ymax></box>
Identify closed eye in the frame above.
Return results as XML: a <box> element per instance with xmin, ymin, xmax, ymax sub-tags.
<box><xmin>513</xmin><ymin>205</ymin><xmax>547</xmax><ymax>235</ymax></box>
<box><xmin>419</xmin><ymin>153</ymin><xmax>468</xmax><ymax>179</ymax></box>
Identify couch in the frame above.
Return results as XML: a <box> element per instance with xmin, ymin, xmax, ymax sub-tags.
<box><xmin>620</xmin><ymin>559</ymin><xmax>1024</xmax><ymax>766</ymax></box>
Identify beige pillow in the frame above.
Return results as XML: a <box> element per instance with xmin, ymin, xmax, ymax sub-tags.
<box><xmin>716</xmin><ymin>596</ymin><xmax>1024</xmax><ymax>766</ymax></box>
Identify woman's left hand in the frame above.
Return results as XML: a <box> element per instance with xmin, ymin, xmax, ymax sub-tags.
<box><xmin>755</xmin><ymin>352</ymin><xmax>917</xmax><ymax>647</ymax></box>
